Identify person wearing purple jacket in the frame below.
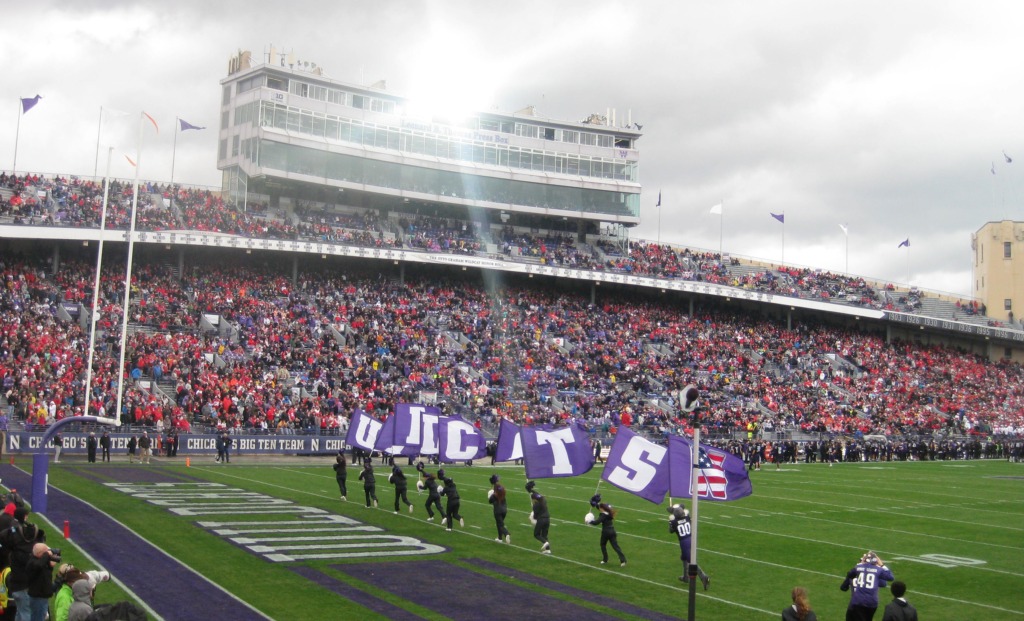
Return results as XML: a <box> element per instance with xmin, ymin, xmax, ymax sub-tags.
<box><xmin>840</xmin><ymin>552</ymin><xmax>895</xmax><ymax>621</ymax></box>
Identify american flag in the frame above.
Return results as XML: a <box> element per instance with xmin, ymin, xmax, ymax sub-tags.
<box><xmin>697</xmin><ymin>448</ymin><xmax>729</xmax><ymax>499</ymax></box>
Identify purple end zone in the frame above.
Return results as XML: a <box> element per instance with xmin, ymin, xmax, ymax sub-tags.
<box><xmin>2</xmin><ymin>465</ymin><xmax>269</xmax><ymax>621</ymax></box>
<box><xmin>289</xmin><ymin>567</ymin><xmax>429</xmax><ymax>621</ymax></box>
<box><xmin>462</xmin><ymin>558</ymin><xmax>683</xmax><ymax>621</ymax></box>
<box><xmin>332</xmin><ymin>560</ymin><xmax>620</xmax><ymax>621</ymax></box>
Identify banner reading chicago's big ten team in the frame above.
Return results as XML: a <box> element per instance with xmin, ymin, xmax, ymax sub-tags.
<box><xmin>376</xmin><ymin>403</ymin><xmax>442</xmax><ymax>456</ymax></box>
<box><xmin>600</xmin><ymin>426</ymin><xmax>669</xmax><ymax>504</ymax></box>
<box><xmin>345</xmin><ymin>409</ymin><xmax>383</xmax><ymax>452</ymax></box>
<box><xmin>5</xmin><ymin>432</ymin><xmax>349</xmax><ymax>455</ymax></box>
<box><xmin>521</xmin><ymin>422</ymin><xmax>595</xmax><ymax>479</ymax></box>
<box><xmin>437</xmin><ymin>415</ymin><xmax>487</xmax><ymax>462</ymax></box>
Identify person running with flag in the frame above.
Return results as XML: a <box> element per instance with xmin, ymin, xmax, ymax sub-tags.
<box><xmin>439</xmin><ymin>477</ymin><xmax>464</xmax><ymax>531</ymax></box>
<box><xmin>333</xmin><ymin>453</ymin><xmax>347</xmax><ymax>500</ymax></box>
<box><xmin>389</xmin><ymin>464</ymin><xmax>413</xmax><ymax>514</ymax></box>
<box><xmin>487</xmin><ymin>474</ymin><xmax>510</xmax><ymax>544</ymax></box>
<box><xmin>416</xmin><ymin>463</ymin><xmax>446</xmax><ymax>523</ymax></box>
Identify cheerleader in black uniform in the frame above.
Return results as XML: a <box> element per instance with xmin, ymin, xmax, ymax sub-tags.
<box><xmin>487</xmin><ymin>474</ymin><xmax>510</xmax><ymax>544</ymax></box>
<box><xmin>332</xmin><ymin>453</ymin><xmax>347</xmax><ymax>500</ymax></box>
<box><xmin>417</xmin><ymin>466</ymin><xmax>447</xmax><ymax>522</ymax></box>
<box><xmin>440</xmin><ymin>477</ymin><xmax>464</xmax><ymax>531</ymax></box>
<box><xmin>585</xmin><ymin>498</ymin><xmax>626</xmax><ymax>567</ymax></box>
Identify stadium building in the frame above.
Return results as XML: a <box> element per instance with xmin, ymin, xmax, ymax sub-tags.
<box><xmin>217</xmin><ymin>47</ymin><xmax>642</xmax><ymax>248</ymax></box>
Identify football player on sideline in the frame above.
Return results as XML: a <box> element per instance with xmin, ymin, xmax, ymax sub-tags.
<box><xmin>668</xmin><ymin>504</ymin><xmax>709</xmax><ymax>589</ymax></box>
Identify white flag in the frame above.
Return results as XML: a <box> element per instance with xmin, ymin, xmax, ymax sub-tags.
<box><xmin>710</xmin><ymin>203</ymin><xmax>723</xmax><ymax>215</ymax></box>
<box><xmin>103</xmin><ymin>108</ymin><xmax>130</xmax><ymax>118</ymax></box>
<box><xmin>839</xmin><ymin>223</ymin><xmax>848</xmax><ymax>236</ymax></box>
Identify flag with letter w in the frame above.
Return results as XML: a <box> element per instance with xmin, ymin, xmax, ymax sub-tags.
<box><xmin>668</xmin><ymin>435</ymin><xmax>752</xmax><ymax>501</ymax></box>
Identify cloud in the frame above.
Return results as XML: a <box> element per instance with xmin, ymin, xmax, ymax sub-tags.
<box><xmin>6</xmin><ymin>0</ymin><xmax>1023</xmax><ymax>295</ymax></box>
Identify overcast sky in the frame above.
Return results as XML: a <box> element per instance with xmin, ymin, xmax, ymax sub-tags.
<box><xmin>5</xmin><ymin>0</ymin><xmax>1024</xmax><ymax>296</ymax></box>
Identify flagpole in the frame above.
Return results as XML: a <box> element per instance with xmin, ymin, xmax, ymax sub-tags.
<box><xmin>781</xmin><ymin>212</ymin><xmax>785</xmax><ymax>267</ymax></box>
<box><xmin>658</xmin><ymin>199</ymin><xmax>662</xmax><ymax>245</ymax></box>
<box><xmin>718</xmin><ymin>200</ymin><xmax>723</xmax><ymax>260</ymax></box>
<box><xmin>906</xmin><ymin>240</ymin><xmax>910</xmax><ymax>290</ymax></box>
<box><xmin>84</xmin><ymin>146</ymin><xmax>113</xmax><ymax>420</ymax></box>
<box><xmin>687</xmin><ymin>415</ymin><xmax>702</xmax><ymax>621</ymax></box>
<box><xmin>171</xmin><ymin>116</ymin><xmax>178</xmax><ymax>186</ymax></box>
<box><xmin>115</xmin><ymin>113</ymin><xmax>145</xmax><ymax>425</ymax></box>
<box><xmin>12</xmin><ymin>101</ymin><xmax>21</xmax><ymax>174</ymax></box>
<box><xmin>93</xmin><ymin>106</ymin><xmax>103</xmax><ymax>178</ymax></box>
<box><xmin>845</xmin><ymin>223</ymin><xmax>849</xmax><ymax>275</ymax></box>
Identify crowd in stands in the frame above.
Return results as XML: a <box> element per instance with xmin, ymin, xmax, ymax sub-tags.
<box><xmin>1</xmin><ymin>248</ymin><xmax>1022</xmax><ymax>443</ymax></box>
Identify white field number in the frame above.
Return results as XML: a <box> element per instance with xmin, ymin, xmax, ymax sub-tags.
<box><xmin>889</xmin><ymin>554</ymin><xmax>986</xmax><ymax>568</ymax></box>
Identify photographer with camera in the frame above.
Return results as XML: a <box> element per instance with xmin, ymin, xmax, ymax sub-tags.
<box><xmin>25</xmin><ymin>543</ymin><xmax>58</xmax><ymax>621</ymax></box>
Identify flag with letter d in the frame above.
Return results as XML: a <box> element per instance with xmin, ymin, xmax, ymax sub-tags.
<box><xmin>600</xmin><ymin>426</ymin><xmax>669</xmax><ymax>504</ymax></box>
<box><xmin>668</xmin><ymin>435</ymin><xmax>752</xmax><ymax>501</ymax></box>
<box><xmin>522</xmin><ymin>423</ymin><xmax>595</xmax><ymax>479</ymax></box>
<box><xmin>345</xmin><ymin>409</ymin><xmax>383</xmax><ymax>452</ymax></box>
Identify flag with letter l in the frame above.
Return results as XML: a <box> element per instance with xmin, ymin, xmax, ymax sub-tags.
<box><xmin>180</xmin><ymin>119</ymin><xmax>205</xmax><ymax>131</ymax></box>
<box><xmin>898</xmin><ymin>239</ymin><xmax>910</xmax><ymax>248</ymax></box>
<box><xmin>668</xmin><ymin>435</ymin><xmax>752</xmax><ymax>501</ymax></box>
<box><xmin>344</xmin><ymin>409</ymin><xmax>383</xmax><ymax>452</ymax></box>
<box><xmin>438</xmin><ymin>415</ymin><xmax>487</xmax><ymax>462</ymax></box>
<box><xmin>771</xmin><ymin>212</ymin><xmax>785</xmax><ymax>223</ymax></box>
<box><xmin>522</xmin><ymin>423</ymin><xmax>595</xmax><ymax>479</ymax></box>
<box><xmin>21</xmin><ymin>95</ymin><xmax>42</xmax><ymax>114</ymax></box>
<box><xmin>600</xmin><ymin>426</ymin><xmax>669</xmax><ymax>504</ymax></box>
<box><xmin>710</xmin><ymin>203</ymin><xmax>722</xmax><ymax>215</ymax></box>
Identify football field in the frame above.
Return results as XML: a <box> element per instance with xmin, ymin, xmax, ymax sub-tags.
<box><xmin>9</xmin><ymin>457</ymin><xmax>1023</xmax><ymax>621</ymax></box>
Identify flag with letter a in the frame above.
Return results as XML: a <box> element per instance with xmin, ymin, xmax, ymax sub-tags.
<box><xmin>668</xmin><ymin>435</ymin><xmax>752</xmax><ymax>501</ymax></box>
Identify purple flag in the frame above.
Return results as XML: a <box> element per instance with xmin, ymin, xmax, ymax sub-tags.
<box><xmin>344</xmin><ymin>409</ymin><xmax>383</xmax><ymax>452</ymax></box>
<box><xmin>21</xmin><ymin>95</ymin><xmax>41</xmax><ymax>114</ymax></box>
<box><xmin>1005</xmin><ymin>151</ymin><xmax>1012</xmax><ymax>164</ymax></box>
<box><xmin>992</xmin><ymin>162</ymin><xmax>997</xmax><ymax>175</ymax></box>
<box><xmin>391</xmin><ymin>403</ymin><xmax>441</xmax><ymax>456</ymax></box>
<box><xmin>179</xmin><ymin>119</ymin><xmax>205</xmax><ymax>131</ymax></box>
<box><xmin>668</xmin><ymin>435</ymin><xmax>752</xmax><ymax>501</ymax></box>
<box><xmin>656</xmin><ymin>191</ymin><xmax>661</xmax><ymax>207</ymax></box>
<box><xmin>898</xmin><ymin>239</ymin><xmax>909</xmax><ymax>248</ymax></box>
<box><xmin>374</xmin><ymin>414</ymin><xmax>405</xmax><ymax>454</ymax></box>
<box><xmin>770</xmin><ymin>212</ymin><xmax>784</xmax><ymax>224</ymax></box>
<box><xmin>495</xmin><ymin>419</ymin><xmax>522</xmax><ymax>462</ymax></box>
<box><xmin>600</xmin><ymin>426</ymin><xmax>669</xmax><ymax>504</ymax></box>
<box><xmin>438</xmin><ymin>415</ymin><xmax>487</xmax><ymax>462</ymax></box>
<box><xmin>522</xmin><ymin>423</ymin><xmax>595</xmax><ymax>479</ymax></box>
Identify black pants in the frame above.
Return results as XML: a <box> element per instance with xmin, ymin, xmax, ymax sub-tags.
<box><xmin>364</xmin><ymin>484</ymin><xmax>377</xmax><ymax>507</ymax></box>
<box><xmin>336</xmin><ymin>478</ymin><xmax>347</xmax><ymax>497</ymax></box>
<box><xmin>534</xmin><ymin>518</ymin><xmax>550</xmax><ymax>544</ymax></box>
<box><xmin>446</xmin><ymin>499</ymin><xmax>461</xmax><ymax>527</ymax></box>
<box><xmin>426</xmin><ymin>496</ymin><xmax>445</xmax><ymax>519</ymax></box>
<box><xmin>846</xmin><ymin>605</ymin><xmax>877</xmax><ymax>621</ymax></box>
<box><xmin>394</xmin><ymin>488</ymin><xmax>410</xmax><ymax>511</ymax></box>
<box><xmin>102</xmin><ymin>447</ymin><xmax>110</xmax><ymax>462</ymax></box>
<box><xmin>600</xmin><ymin>532</ymin><xmax>626</xmax><ymax>563</ymax></box>
<box><xmin>494</xmin><ymin>509</ymin><xmax>509</xmax><ymax>538</ymax></box>
<box><xmin>88</xmin><ymin>449</ymin><xmax>96</xmax><ymax>463</ymax></box>
<box><xmin>223</xmin><ymin>449</ymin><xmax>230</xmax><ymax>463</ymax></box>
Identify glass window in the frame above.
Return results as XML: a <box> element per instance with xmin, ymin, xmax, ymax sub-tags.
<box><xmin>580</xmin><ymin>133</ymin><xmax>597</xmax><ymax>146</ymax></box>
<box><xmin>236</xmin><ymin>75</ymin><xmax>264</xmax><ymax>94</ymax></box>
<box><xmin>485</xmin><ymin>146</ymin><xmax>497</xmax><ymax>165</ymax></box>
<box><xmin>273</xmin><ymin>105</ymin><xmax>286</xmax><ymax>129</ymax></box>
<box><xmin>387</xmin><ymin>129</ymin><xmax>400</xmax><ymax>150</ymax></box>
<box><xmin>1005</xmin><ymin>241</ymin><xmax>1012</xmax><ymax>258</ymax></box>
<box><xmin>231</xmin><ymin>135</ymin><xmax>240</xmax><ymax>157</ymax></box>
<box><xmin>568</xmin><ymin>156</ymin><xmax>579</xmax><ymax>176</ymax></box>
<box><xmin>221</xmin><ymin>110</ymin><xmax>229</xmax><ymax>130</ymax></box>
<box><xmin>267</xmin><ymin>76</ymin><xmax>287</xmax><ymax>91</ymax></box>
<box><xmin>1006</xmin><ymin>299</ymin><xmax>1013</xmax><ymax>311</ymax></box>
<box><xmin>289</xmin><ymin>81</ymin><xmax>308</xmax><ymax>97</ymax></box>
<box><xmin>339</xmin><ymin>119</ymin><xmax>352</xmax><ymax>142</ymax></box>
<box><xmin>479</xmin><ymin>119</ymin><xmax>500</xmax><ymax>132</ymax></box>
<box><xmin>286</xmin><ymin>108</ymin><xmax>300</xmax><ymax>132</ymax></box>
<box><xmin>218</xmin><ymin>138</ymin><xmax>228</xmax><ymax>160</ymax></box>
<box><xmin>532</xmin><ymin>151</ymin><xmax>543</xmax><ymax>170</ymax></box>
<box><xmin>499</xmin><ymin>149</ymin><xmax>509</xmax><ymax>167</ymax></box>
<box><xmin>222</xmin><ymin>86</ymin><xmax>231</xmax><ymax>105</ymax></box>
<box><xmin>500</xmin><ymin>121</ymin><xmax>514</xmax><ymax>134</ymax></box>
<box><xmin>614</xmin><ymin>136</ymin><xmax>632</xmax><ymax>149</ymax></box>
<box><xmin>326</xmin><ymin>118</ymin><xmax>339</xmax><ymax>140</ymax></box>
<box><xmin>351</xmin><ymin>95</ymin><xmax>367</xmax><ymax>109</ymax></box>
<box><xmin>597</xmin><ymin>134</ymin><xmax>613</xmax><ymax>148</ymax></box>
<box><xmin>328</xmin><ymin>89</ymin><xmax>345</xmax><ymax>105</ymax></box>
<box><xmin>543</xmin><ymin>153</ymin><xmax>555</xmax><ymax>172</ymax></box>
<box><xmin>562</xmin><ymin>130</ymin><xmax>578</xmax><ymax>144</ymax></box>
<box><xmin>312</xmin><ymin>114</ymin><xmax>326</xmax><ymax>137</ymax></box>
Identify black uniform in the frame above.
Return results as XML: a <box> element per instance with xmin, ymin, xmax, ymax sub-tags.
<box><xmin>127</xmin><ymin>436</ymin><xmax>137</xmax><ymax>463</ymax></box>
<box><xmin>86</xmin><ymin>435</ymin><xmax>98</xmax><ymax>463</ymax></box>
<box><xmin>222</xmin><ymin>435</ymin><xmax>232</xmax><ymax>463</ymax></box>
<box><xmin>333</xmin><ymin>461</ymin><xmax>348</xmax><ymax>498</ymax></box>
<box><xmin>170</xmin><ymin>431</ymin><xmax>179</xmax><ymax>457</ymax></box>
<box><xmin>423</xmin><ymin>475</ymin><xmax>446</xmax><ymax>520</ymax></box>
<box><xmin>390</xmin><ymin>467</ymin><xmax>411</xmax><ymax>512</ymax></box>
<box><xmin>100</xmin><ymin>433</ymin><xmax>111</xmax><ymax>462</ymax></box>
<box><xmin>440</xmin><ymin>479</ymin><xmax>462</xmax><ymax>530</ymax></box>
<box><xmin>531</xmin><ymin>493</ymin><xmax>551</xmax><ymax>550</ymax></box>
<box><xmin>358</xmin><ymin>466</ymin><xmax>378</xmax><ymax>507</ymax></box>
<box><xmin>489</xmin><ymin>486</ymin><xmax>510</xmax><ymax>541</ymax></box>
<box><xmin>215</xmin><ymin>435</ymin><xmax>225</xmax><ymax>463</ymax></box>
<box><xmin>590</xmin><ymin>511</ymin><xmax>626</xmax><ymax>564</ymax></box>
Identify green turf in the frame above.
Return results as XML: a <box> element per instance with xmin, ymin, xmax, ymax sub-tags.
<box><xmin>41</xmin><ymin>458</ymin><xmax>1024</xmax><ymax>621</ymax></box>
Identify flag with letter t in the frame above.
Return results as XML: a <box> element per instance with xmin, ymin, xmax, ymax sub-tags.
<box><xmin>522</xmin><ymin>423</ymin><xmax>595</xmax><ymax>479</ymax></box>
<box><xmin>601</xmin><ymin>426</ymin><xmax>669</xmax><ymax>504</ymax></box>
